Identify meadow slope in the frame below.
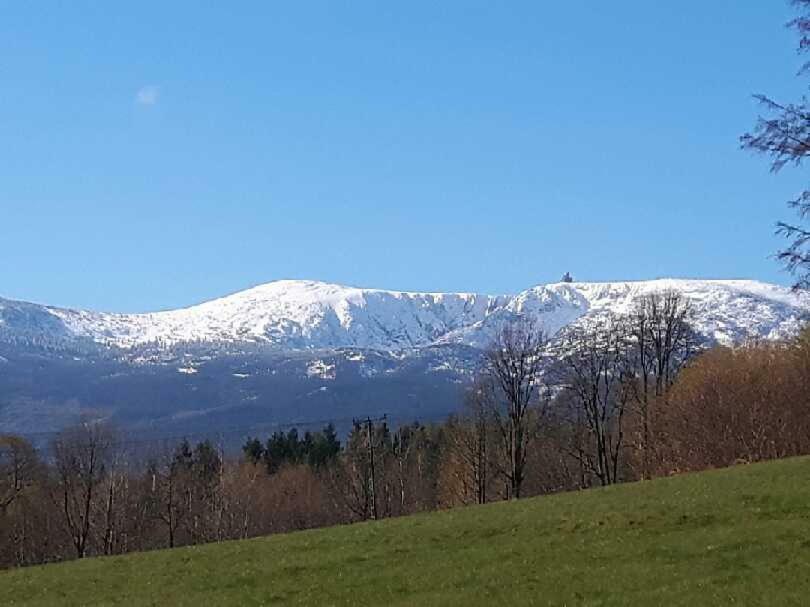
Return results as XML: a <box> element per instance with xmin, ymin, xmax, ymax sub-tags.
<box><xmin>3</xmin><ymin>457</ymin><xmax>810</xmax><ymax>606</ymax></box>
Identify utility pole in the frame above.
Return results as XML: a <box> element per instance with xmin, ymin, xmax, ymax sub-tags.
<box><xmin>355</xmin><ymin>415</ymin><xmax>386</xmax><ymax>520</ymax></box>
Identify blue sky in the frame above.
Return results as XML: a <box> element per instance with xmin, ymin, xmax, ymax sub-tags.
<box><xmin>1</xmin><ymin>1</ymin><xmax>806</xmax><ymax>312</ymax></box>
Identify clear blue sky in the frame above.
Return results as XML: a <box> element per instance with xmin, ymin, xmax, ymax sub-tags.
<box><xmin>1</xmin><ymin>1</ymin><xmax>806</xmax><ymax>312</ymax></box>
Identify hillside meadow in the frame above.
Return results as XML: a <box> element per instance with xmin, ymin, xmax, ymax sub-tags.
<box><xmin>3</xmin><ymin>456</ymin><xmax>810</xmax><ymax>606</ymax></box>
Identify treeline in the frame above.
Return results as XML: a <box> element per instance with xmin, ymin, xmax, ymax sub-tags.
<box><xmin>1</xmin><ymin>291</ymin><xmax>809</xmax><ymax>570</ymax></box>
<box><xmin>0</xmin><ymin>420</ymin><xmax>445</xmax><ymax>568</ymax></box>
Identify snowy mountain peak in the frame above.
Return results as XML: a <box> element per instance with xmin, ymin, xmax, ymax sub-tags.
<box><xmin>0</xmin><ymin>278</ymin><xmax>807</xmax><ymax>353</ymax></box>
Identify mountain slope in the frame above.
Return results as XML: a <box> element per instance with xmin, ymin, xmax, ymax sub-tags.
<box><xmin>0</xmin><ymin>278</ymin><xmax>807</xmax><ymax>436</ymax></box>
<box><xmin>2</xmin><ymin>278</ymin><xmax>807</xmax><ymax>353</ymax></box>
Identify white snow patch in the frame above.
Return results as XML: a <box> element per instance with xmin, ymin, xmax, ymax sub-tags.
<box><xmin>307</xmin><ymin>359</ymin><xmax>336</xmax><ymax>380</ymax></box>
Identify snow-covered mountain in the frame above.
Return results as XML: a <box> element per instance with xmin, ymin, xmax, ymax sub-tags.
<box><xmin>1</xmin><ymin>278</ymin><xmax>807</xmax><ymax>353</ymax></box>
<box><xmin>0</xmin><ymin>278</ymin><xmax>807</xmax><ymax>437</ymax></box>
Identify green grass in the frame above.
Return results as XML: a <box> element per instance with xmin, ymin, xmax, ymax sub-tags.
<box><xmin>4</xmin><ymin>458</ymin><xmax>810</xmax><ymax>606</ymax></box>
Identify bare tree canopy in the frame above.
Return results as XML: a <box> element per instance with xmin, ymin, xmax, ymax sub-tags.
<box><xmin>741</xmin><ymin>0</ymin><xmax>810</xmax><ymax>290</ymax></box>
<box><xmin>556</xmin><ymin>315</ymin><xmax>632</xmax><ymax>486</ymax></box>
<box><xmin>628</xmin><ymin>290</ymin><xmax>698</xmax><ymax>395</ymax></box>
<box><xmin>624</xmin><ymin>291</ymin><xmax>698</xmax><ymax>478</ymax></box>
<box><xmin>442</xmin><ymin>380</ymin><xmax>497</xmax><ymax>505</ymax></box>
<box><xmin>52</xmin><ymin>422</ymin><xmax>116</xmax><ymax>559</ymax></box>
<box><xmin>0</xmin><ymin>436</ymin><xmax>40</xmax><ymax>516</ymax></box>
<box><xmin>484</xmin><ymin>318</ymin><xmax>548</xmax><ymax>499</ymax></box>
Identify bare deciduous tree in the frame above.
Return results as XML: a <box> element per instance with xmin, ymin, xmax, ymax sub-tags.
<box><xmin>336</xmin><ymin>421</ymin><xmax>389</xmax><ymax>521</ymax></box>
<box><xmin>52</xmin><ymin>422</ymin><xmax>115</xmax><ymax>559</ymax></box>
<box><xmin>484</xmin><ymin>318</ymin><xmax>548</xmax><ymax>499</ymax></box>
<box><xmin>100</xmin><ymin>447</ymin><xmax>128</xmax><ymax>556</ymax></box>
<box><xmin>0</xmin><ymin>436</ymin><xmax>39</xmax><ymax>516</ymax></box>
<box><xmin>388</xmin><ymin>423</ymin><xmax>439</xmax><ymax>515</ymax></box>
<box><xmin>557</xmin><ymin>315</ymin><xmax>632</xmax><ymax>486</ymax></box>
<box><xmin>625</xmin><ymin>290</ymin><xmax>697</xmax><ymax>477</ymax></box>
<box><xmin>442</xmin><ymin>381</ymin><xmax>496</xmax><ymax>505</ymax></box>
<box><xmin>658</xmin><ymin>330</ymin><xmax>810</xmax><ymax>472</ymax></box>
<box><xmin>146</xmin><ymin>452</ymin><xmax>188</xmax><ymax>550</ymax></box>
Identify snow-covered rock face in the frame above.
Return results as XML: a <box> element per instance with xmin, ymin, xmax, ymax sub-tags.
<box><xmin>38</xmin><ymin>280</ymin><xmax>504</xmax><ymax>351</ymax></box>
<box><xmin>1</xmin><ymin>279</ymin><xmax>808</xmax><ymax>354</ymax></box>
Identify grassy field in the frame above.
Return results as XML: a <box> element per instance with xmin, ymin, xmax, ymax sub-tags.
<box><xmin>3</xmin><ymin>458</ymin><xmax>810</xmax><ymax>606</ymax></box>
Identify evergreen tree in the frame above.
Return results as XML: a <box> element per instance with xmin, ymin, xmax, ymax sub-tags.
<box><xmin>242</xmin><ymin>437</ymin><xmax>264</xmax><ymax>464</ymax></box>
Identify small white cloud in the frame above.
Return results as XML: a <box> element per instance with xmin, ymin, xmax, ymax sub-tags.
<box><xmin>135</xmin><ymin>85</ymin><xmax>160</xmax><ymax>106</ymax></box>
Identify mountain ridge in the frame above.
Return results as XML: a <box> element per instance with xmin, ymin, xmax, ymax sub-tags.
<box><xmin>1</xmin><ymin>278</ymin><xmax>808</xmax><ymax>436</ymax></box>
<box><xmin>1</xmin><ymin>278</ymin><xmax>808</xmax><ymax>353</ymax></box>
